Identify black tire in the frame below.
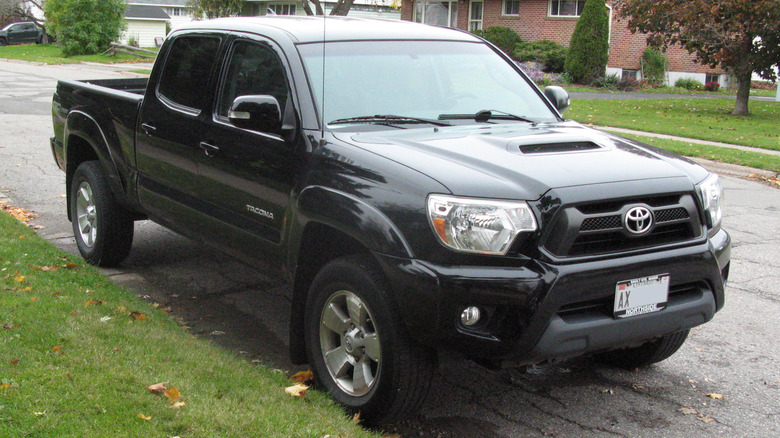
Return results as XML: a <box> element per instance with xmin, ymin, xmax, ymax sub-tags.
<box><xmin>304</xmin><ymin>254</ymin><xmax>435</xmax><ymax>424</ymax></box>
<box><xmin>69</xmin><ymin>161</ymin><xmax>134</xmax><ymax>267</ymax></box>
<box><xmin>0</xmin><ymin>39</ymin><xmax>7</xmax><ymax>46</ymax></box>
<box><xmin>596</xmin><ymin>329</ymin><xmax>690</xmax><ymax>369</ymax></box>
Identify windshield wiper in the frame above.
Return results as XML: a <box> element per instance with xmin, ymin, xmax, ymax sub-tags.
<box><xmin>329</xmin><ymin>115</ymin><xmax>451</xmax><ymax>127</ymax></box>
<box><xmin>438</xmin><ymin>110</ymin><xmax>537</xmax><ymax>124</ymax></box>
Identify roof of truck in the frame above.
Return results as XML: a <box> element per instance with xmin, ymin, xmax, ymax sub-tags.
<box><xmin>177</xmin><ymin>16</ymin><xmax>480</xmax><ymax>44</ymax></box>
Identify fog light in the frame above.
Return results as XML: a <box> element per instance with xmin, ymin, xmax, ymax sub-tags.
<box><xmin>460</xmin><ymin>306</ymin><xmax>482</xmax><ymax>326</ymax></box>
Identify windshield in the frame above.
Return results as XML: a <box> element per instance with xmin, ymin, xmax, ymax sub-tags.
<box><xmin>298</xmin><ymin>40</ymin><xmax>559</xmax><ymax>127</ymax></box>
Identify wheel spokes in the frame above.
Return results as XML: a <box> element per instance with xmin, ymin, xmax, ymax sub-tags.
<box><xmin>352</xmin><ymin>360</ymin><xmax>374</xmax><ymax>394</ymax></box>
<box><xmin>324</xmin><ymin>345</ymin><xmax>351</xmax><ymax>378</ymax></box>
<box><xmin>363</xmin><ymin>333</ymin><xmax>381</xmax><ymax>362</ymax></box>
<box><xmin>321</xmin><ymin>302</ymin><xmax>350</xmax><ymax>334</ymax></box>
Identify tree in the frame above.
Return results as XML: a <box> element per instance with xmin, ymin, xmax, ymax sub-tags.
<box><xmin>0</xmin><ymin>0</ymin><xmax>51</xmax><ymax>42</ymax></box>
<box><xmin>44</xmin><ymin>0</ymin><xmax>124</xmax><ymax>56</ymax></box>
<box><xmin>302</xmin><ymin>0</ymin><xmax>355</xmax><ymax>16</ymax></box>
<box><xmin>186</xmin><ymin>0</ymin><xmax>242</xmax><ymax>19</ymax></box>
<box><xmin>615</xmin><ymin>0</ymin><xmax>780</xmax><ymax>116</ymax></box>
<box><xmin>564</xmin><ymin>0</ymin><xmax>610</xmax><ymax>84</ymax></box>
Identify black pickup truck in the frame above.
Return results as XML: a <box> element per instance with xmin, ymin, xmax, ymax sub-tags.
<box><xmin>51</xmin><ymin>17</ymin><xmax>730</xmax><ymax>422</ymax></box>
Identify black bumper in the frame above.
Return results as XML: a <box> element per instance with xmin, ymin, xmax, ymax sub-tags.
<box><xmin>375</xmin><ymin>229</ymin><xmax>730</xmax><ymax>364</ymax></box>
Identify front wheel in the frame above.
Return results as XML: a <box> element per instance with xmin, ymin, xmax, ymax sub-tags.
<box><xmin>596</xmin><ymin>329</ymin><xmax>690</xmax><ymax>369</ymax></box>
<box><xmin>69</xmin><ymin>161</ymin><xmax>134</xmax><ymax>267</ymax></box>
<box><xmin>304</xmin><ymin>255</ymin><xmax>435</xmax><ymax>424</ymax></box>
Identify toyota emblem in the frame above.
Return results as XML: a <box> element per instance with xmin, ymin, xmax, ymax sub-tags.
<box><xmin>624</xmin><ymin>206</ymin><xmax>653</xmax><ymax>236</ymax></box>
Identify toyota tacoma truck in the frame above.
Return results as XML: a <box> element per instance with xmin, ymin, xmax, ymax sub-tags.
<box><xmin>50</xmin><ymin>17</ymin><xmax>730</xmax><ymax>423</ymax></box>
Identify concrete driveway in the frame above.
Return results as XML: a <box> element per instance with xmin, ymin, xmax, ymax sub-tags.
<box><xmin>1</xmin><ymin>59</ymin><xmax>778</xmax><ymax>437</ymax></box>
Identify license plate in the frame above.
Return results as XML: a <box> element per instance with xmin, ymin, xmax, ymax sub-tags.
<box><xmin>614</xmin><ymin>274</ymin><xmax>669</xmax><ymax>319</ymax></box>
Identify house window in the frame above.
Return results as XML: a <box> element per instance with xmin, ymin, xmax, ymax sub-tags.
<box><xmin>549</xmin><ymin>0</ymin><xmax>585</xmax><ymax>17</ymax></box>
<box><xmin>413</xmin><ymin>1</ymin><xmax>459</xmax><ymax>28</ymax></box>
<box><xmin>469</xmin><ymin>1</ymin><xmax>483</xmax><ymax>31</ymax></box>
<box><xmin>503</xmin><ymin>0</ymin><xmax>520</xmax><ymax>16</ymax></box>
<box><xmin>269</xmin><ymin>3</ymin><xmax>296</xmax><ymax>15</ymax></box>
<box><xmin>168</xmin><ymin>7</ymin><xmax>182</xmax><ymax>16</ymax></box>
<box><xmin>705</xmin><ymin>74</ymin><xmax>720</xmax><ymax>84</ymax></box>
<box><xmin>622</xmin><ymin>69</ymin><xmax>638</xmax><ymax>80</ymax></box>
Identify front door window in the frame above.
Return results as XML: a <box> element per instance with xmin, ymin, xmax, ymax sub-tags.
<box><xmin>469</xmin><ymin>1</ymin><xmax>483</xmax><ymax>31</ymax></box>
<box><xmin>413</xmin><ymin>1</ymin><xmax>459</xmax><ymax>28</ymax></box>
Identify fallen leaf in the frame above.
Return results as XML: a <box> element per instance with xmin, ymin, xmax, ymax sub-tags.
<box><xmin>10</xmin><ymin>359</ymin><xmax>19</xmax><ymax>365</ymax></box>
<box><xmin>136</xmin><ymin>413</ymin><xmax>151</xmax><ymax>421</ymax></box>
<box><xmin>63</xmin><ymin>263</ymin><xmax>79</xmax><ymax>269</ymax></box>
<box><xmin>31</xmin><ymin>297</ymin><xmax>38</xmax><ymax>302</ymax></box>
<box><xmin>164</xmin><ymin>386</ymin><xmax>181</xmax><ymax>403</ymax></box>
<box><xmin>169</xmin><ymin>401</ymin><xmax>186</xmax><ymax>409</ymax></box>
<box><xmin>678</xmin><ymin>407</ymin><xmax>698</xmax><ymax>415</ymax></box>
<box><xmin>147</xmin><ymin>382</ymin><xmax>168</xmax><ymax>394</ymax></box>
<box><xmin>99</xmin><ymin>316</ymin><xmax>113</xmax><ymax>323</ymax></box>
<box><xmin>21</xmin><ymin>286</ymin><xmax>32</xmax><ymax>292</ymax></box>
<box><xmin>37</xmin><ymin>265</ymin><xmax>59</xmax><ymax>272</ymax></box>
<box><xmin>284</xmin><ymin>383</ymin><xmax>309</xmax><ymax>398</ymax></box>
<box><xmin>290</xmin><ymin>369</ymin><xmax>314</xmax><ymax>384</ymax></box>
<box><xmin>33</xmin><ymin>411</ymin><xmax>46</xmax><ymax>416</ymax></box>
<box><xmin>352</xmin><ymin>412</ymin><xmax>361</xmax><ymax>424</ymax></box>
<box><xmin>130</xmin><ymin>312</ymin><xmax>148</xmax><ymax>321</ymax></box>
<box><xmin>52</xmin><ymin>292</ymin><xmax>61</xmax><ymax>297</ymax></box>
<box><xmin>697</xmin><ymin>414</ymin><xmax>715</xmax><ymax>423</ymax></box>
<box><xmin>58</xmin><ymin>194</ymin><xmax>66</xmax><ymax>198</ymax></box>
<box><xmin>705</xmin><ymin>393</ymin><xmax>724</xmax><ymax>400</ymax></box>
<box><xmin>0</xmin><ymin>384</ymin><xmax>11</xmax><ymax>390</ymax></box>
<box><xmin>3</xmin><ymin>323</ymin><xmax>12</xmax><ymax>330</ymax></box>
<box><xmin>14</xmin><ymin>276</ymin><xmax>25</xmax><ymax>282</ymax></box>
<box><xmin>84</xmin><ymin>299</ymin><xmax>106</xmax><ymax>306</ymax></box>
<box><xmin>52</xmin><ymin>345</ymin><xmax>62</xmax><ymax>352</ymax></box>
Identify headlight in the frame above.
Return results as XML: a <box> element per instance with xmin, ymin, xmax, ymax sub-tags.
<box><xmin>698</xmin><ymin>174</ymin><xmax>723</xmax><ymax>232</ymax></box>
<box><xmin>427</xmin><ymin>195</ymin><xmax>537</xmax><ymax>255</ymax></box>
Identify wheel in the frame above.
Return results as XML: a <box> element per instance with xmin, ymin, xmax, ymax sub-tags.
<box><xmin>69</xmin><ymin>161</ymin><xmax>134</xmax><ymax>267</ymax></box>
<box><xmin>596</xmin><ymin>329</ymin><xmax>690</xmax><ymax>369</ymax></box>
<box><xmin>0</xmin><ymin>39</ymin><xmax>7</xmax><ymax>46</ymax></box>
<box><xmin>304</xmin><ymin>255</ymin><xmax>435</xmax><ymax>424</ymax></box>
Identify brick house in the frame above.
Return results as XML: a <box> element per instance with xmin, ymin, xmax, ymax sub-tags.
<box><xmin>401</xmin><ymin>0</ymin><xmax>730</xmax><ymax>87</ymax></box>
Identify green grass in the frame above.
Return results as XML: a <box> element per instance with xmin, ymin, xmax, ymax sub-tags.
<box><xmin>563</xmin><ymin>84</ymin><xmax>777</xmax><ymax>97</ymax></box>
<box><xmin>566</xmin><ymin>98</ymin><xmax>780</xmax><ymax>151</ymax></box>
<box><xmin>0</xmin><ymin>211</ymin><xmax>375</xmax><ymax>437</ymax></box>
<box><xmin>614</xmin><ymin>132</ymin><xmax>780</xmax><ymax>173</ymax></box>
<box><xmin>0</xmin><ymin>44</ymin><xmax>156</xmax><ymax>64</ymax></box>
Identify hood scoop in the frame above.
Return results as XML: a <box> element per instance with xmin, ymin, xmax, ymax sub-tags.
<box><xmin>508</xmin><ymin>132</ymin><xmax>611</xmax><ymax>155</ymax></box>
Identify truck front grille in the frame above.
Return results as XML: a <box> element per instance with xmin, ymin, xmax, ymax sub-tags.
<box><xmin>542</xmin><ymin>194</ymin><xmax>702</xmax><ymax>259</ymax></box>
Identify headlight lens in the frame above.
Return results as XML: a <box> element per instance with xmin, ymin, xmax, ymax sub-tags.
<box><xmin>698</xmin><ymin>174</ymin><xmax>723</xmax><ymax>232</ymax></box>
<box><xmin>427</xmin><ymin>195</ymin><xmax>537</xmax><ymax>255</ymax></box>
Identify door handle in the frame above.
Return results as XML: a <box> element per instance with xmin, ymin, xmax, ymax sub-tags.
<box><xmin>199</xmin><ymin>141</ymin><xmax>220</xmax><ymax>157</ymax></box>
<box><xmin>140</xmin><ymin>123</ymin><xmax>157</xmax><ymax>136</ymax></box>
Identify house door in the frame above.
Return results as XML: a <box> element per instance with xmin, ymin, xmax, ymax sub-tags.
<box><xmin>469</xmin><ymin>1</ymin><xmax>483</xmax><ymax>32</ymax></box>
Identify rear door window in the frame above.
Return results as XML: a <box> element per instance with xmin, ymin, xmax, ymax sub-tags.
<box><xmin>158</xmin><ymin>36</ymin><xmax>221</xmax><ymax>112</ymax></box>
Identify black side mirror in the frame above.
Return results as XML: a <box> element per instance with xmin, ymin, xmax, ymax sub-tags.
<box><xmin>228</xmin><ymin>95</ymin><xmax>282</xmax><ymax>133</ymax></box>
<box><xmin>544</xmin><ymin>86</ymin><xmax>571</xmax><ymax>113</ymax></box>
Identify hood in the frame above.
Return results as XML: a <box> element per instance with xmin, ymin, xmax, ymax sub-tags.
<box><xmin>334</xmin><ymin>122</ymin><xmax>709</xmax><ymax>200</ymax></box>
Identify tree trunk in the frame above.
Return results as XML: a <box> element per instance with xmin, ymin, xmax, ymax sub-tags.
<box><xmin>732</xmin><ymin>71</ymin><xmax>751</xmax><ymax>116</ymax></box>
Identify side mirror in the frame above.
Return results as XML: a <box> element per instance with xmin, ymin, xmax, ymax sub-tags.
<box><xmin>544</xmin><ymin>86</ymin><xmax>570</xmax><ymax>113</ymax></box>
<box><xmin>228</xmin><ymin>95</ymin><xmax>282</xmax><ymax>133</ymax></box>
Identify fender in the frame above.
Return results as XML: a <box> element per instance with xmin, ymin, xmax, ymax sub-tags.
<box><xmin>64</xmin><ymin>110</ymin><xmax>129</xmax><ymax>218</ymax></box>
<box><xmin>291</xmin><ymin>185</ymin><xmax>415</xmax><ymax>264</ymax></box>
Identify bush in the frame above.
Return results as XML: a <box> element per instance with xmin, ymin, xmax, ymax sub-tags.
<box><xmin>565</xmin><ymin>0</ymin><xmax>610</xmax><ymax>83</ymax></box>
<box><xmin>617</xmin><ymin>77</ymin><xmax>640</xmax><ymax>91</ymax></box>
<box><xmin>44</xmin><ymin>0</ymin><xmax>126</xmax><ymax>56</ymax></box>
<box><xmin>516</xmin><ymin>61</ymin><xmax>569</xmax><ymax>86</ymax></box>
<box><xmin>592</xmin><ymin>73</ymin><xmax>620</xmax><ymax>90</ymax></box>
<box><xmin>751</xmin><ymin>80</ymin><xmax>777</xmax><ymax>91</ymax></box>
<box><xmin>513</xmin><ymin>40</ymin><xmax>568</xmax><ymax>73</ymax></box>
<box><xmin>473</xmin><ymin>26</ymin><xmax>523</xmax><ymax>56</ymax></box>
<box><xmin>704</xmin><ymin>81</ymin><xmax>720</xmax><ymax>92</ymax></box>
<box><xmin>640</xmin><ymin>48</ymin><xmax>667</xmax><ymax>86</ymax></box>
<box><xmin>675</xmin><ymin>77</ymin><xmax>704</xmax><ymax>90</ymax></box>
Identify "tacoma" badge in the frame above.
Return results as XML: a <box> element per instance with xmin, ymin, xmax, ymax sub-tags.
<box><xmin>246</xmin><ymin>204</ymin><xmax>274</xmax><ymax>220</ymax></box>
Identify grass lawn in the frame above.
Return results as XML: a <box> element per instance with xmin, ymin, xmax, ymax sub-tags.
<box><xmin>566</xmin><ymin>98</ymin><xmax>780</xmax><ymax>151</ymax></box>
<box><xmin>0</xmin><ymin>44</ymin><xmax>156</xmax><ymax>64</ymax></box>
<box><xmin>613</xmin><ymin>132</ymin><xmax>780</xmax><ymax>173</ymax></box>
<box><xmin>562</xmin><ymin>84</ymin><xmax>777</xmax><ymax>98</ymax></box>
<box><xmin>0</xmin><ymin>210</ymin><xmax>375</xmax><ymax>437</ymax></box>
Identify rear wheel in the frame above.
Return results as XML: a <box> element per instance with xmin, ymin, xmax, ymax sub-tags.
<box><xmin>304</xmin><ymin>255</ymin><xmax>435</xmax><ymax>424</ymax></box>
<box><xmin>70</xmin><ymin>161</ymin><xmax>134</xmax><ymax>267</ymax></box>
<box><xmin>0</xmin><ymin>39</ymin><xmax>7</xmax><ymax>46</ymax></box>
<box><xmin>596</xmin><ymin>329</ymin><xmax>690</xmax><ymax>369</ymax></box>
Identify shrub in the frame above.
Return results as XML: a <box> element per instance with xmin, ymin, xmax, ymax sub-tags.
<box><xmin>564</xmin><ymin>0</ymin><xmax>610</xmax><ymax>83</ymax></box>
<box><xmin>513</xmin><ymin>40</ymin><xmax>568</xmax><ymax>73</ymax></box>
<box><xmin>473</xmin><ymin>26</ymin><xmax>523</xmax><ymax>56</ymax></box>
<box><xmin>704</xmin><ymin>81</ymin><xmax>720</xmax><ymax>92</ymax></box>
<box><xmin>127</xmin><ymin>34</ymin><xmax>139</xmax><ymax>48</ymax></box>
<box><xmin>617</xmin><ymin>77</ymin><xmax>640</xmax><ymax>91</ymax></box>
<box><xmin>516</xmin><ymin>61</ymin><xmax>568</xmax><ymax>86</ymax></box>
<box><xmin>675</xmin><ymin>77</ymin><xmax>704</xmax><ymax>90</ymax></box>
<box><xmin>751</xmin><ymin>80</ymin><xmax>777</xmax><ymax>91</ymax></box>
<box><xmin>592</xmin><ymin>73</ymin><xmax>620</xmax><ymax>90</ymax></box>
<box><xmin>44</xmin><ymin>0</ymin><xmax>126</xmax><ymax>56</ymax></box>
<box><xmin>640</xmin><ymin>48</ymin><xmax>667</xmax><ymax>86</ymax></box>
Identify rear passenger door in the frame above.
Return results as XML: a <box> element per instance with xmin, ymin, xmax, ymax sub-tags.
<box><xmin>197</xmin><ymin>36</ymin><xmax>298</xmax><ymax>267</ymax></box>
<box><xmin>135</xmin><ymin>34</ymin><xmax>223</xmax><ymax>237</ymax></box>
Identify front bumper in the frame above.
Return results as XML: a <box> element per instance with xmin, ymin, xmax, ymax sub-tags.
<box><xmin>376</xmin><ymin>228</ymin><xmax>730</xmax><ymax>364</ymax></box>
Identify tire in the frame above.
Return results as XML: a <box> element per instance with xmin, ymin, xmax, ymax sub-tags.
<box><xmin>596</xmin><ymin>329</ymin><xmax>690</xmax><ymax>369</ymax></box>
<box><xmin>69</xmin><ymin>161</ymin><xmax>134</xmax><ymax>267</ymax></box>
<box><xmin>304</xmin><ymin>254</ymin><xmax>435</xmax><ymax>424</ymax></box>
<box><xmin>0</xmin><ymin>39</ymin><xmax>7</xmax><ymax>46</ymax></box>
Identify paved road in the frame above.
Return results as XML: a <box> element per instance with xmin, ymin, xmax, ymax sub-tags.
<box><xmin>1</xmin><ymin>60</ymin><xmax>779</xmax><ymax>437</ymax></box>
<box><xmin>569</xmin><ymin>91</ymin><xmax>778</xmax><ymax>102</ymax></box>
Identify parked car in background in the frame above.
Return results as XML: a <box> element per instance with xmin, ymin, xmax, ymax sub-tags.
<box><xmin>0</xmin><ymin>22</ymin><xmax>43</xmax><ymax>45</ymax></box>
